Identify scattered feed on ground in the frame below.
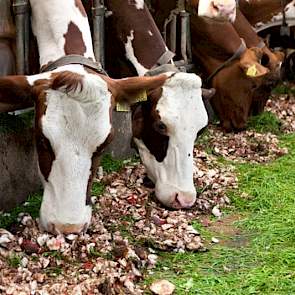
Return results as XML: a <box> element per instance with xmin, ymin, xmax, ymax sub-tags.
<box><xmin>0</xmin><ymin>88</ymin><xmax>294</xmax><ymax>294</ymax></box>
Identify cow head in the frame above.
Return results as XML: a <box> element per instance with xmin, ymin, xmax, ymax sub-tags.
<box><xmin>0</xmin><ymin>68</ymin><xmax>168</xmax><ymax>234</ymax></box>
<box><xmin>211</xmin><ymin>47</ymin><xmax>270</xmax><ymax>131</ymax></box>
<box><xmin>197</xmin><ymin>0</ymin><xmax>237</xmax><ymax>22</ymax></box>
<box><xmin>132</xmin><ymin>72</ymin><xmax>208</xmax><ymax>209</ymax></box>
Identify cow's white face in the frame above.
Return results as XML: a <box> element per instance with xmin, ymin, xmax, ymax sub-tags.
<box><xmin>132</xmin><ymin>73</ymin><xmax>208</xmax><ymax>209</ymax></box>
<box><xmin>34</xmin><ymin>70</ymin><xmax>112</xmax><ymax>234</ymax></box>
<box><xmin>198</xmin><ymin>0</ymin><xmax>237</xmax><ymax>22</ymax></box>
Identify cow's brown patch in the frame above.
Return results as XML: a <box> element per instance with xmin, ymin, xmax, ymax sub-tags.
<box><xmin>132</xmin><ymin>87</ymin><xmax>169</xmax><ymax>162</ymax></box>
<box><xmin>51</xmin><ymin>71</ymin><xmax>84</xmax><ymax>94</ymax></box>
<box><xmin>0</xmin><ymin>76</ymin><xmax>33</xmax><ymax>107</ymax></box>
<box><xmin>74</xmin><ymin>0</ymin><xmax>87</xmax><ymax>17</ymax></box>
<box><xmin>86</xmin><ymin>131</ymin><xmax>114</xmax><ymax>205</ymax></box>
<box><xmin>32</xmin><ymin>78</ymin><xmax>55</xmax><ymax>181</ymax></box>
<box><xmin>63</xmin><ymin>21</ymin><xmax>86</xmax><ymax>55</ymax></box>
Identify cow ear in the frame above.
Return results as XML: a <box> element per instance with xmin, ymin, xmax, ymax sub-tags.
<box><xmin>239</xmin><ymin>62</ymin><xmax>270</xmax><ymax>78</ymax></box>
<box><xmin>111</xmin><ymin>74</ymin><xmax>168</xmax><ymax>105</ymax></box>
<box><xmin>239</xmin><ymin>48</ymin><xmax>270</xmax><ymax>78</ymax></box>
<box><xmin>0</xmin><ymin>75</ymin><xmax>34</xmax><ymax>112</ymax></box>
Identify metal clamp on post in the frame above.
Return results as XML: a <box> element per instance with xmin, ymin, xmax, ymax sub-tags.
<box><xmin>12</xmin><ymin>0</ymin><xmax>30</xmax><ymax>75</ymax></box>
<box><xmin>92</xmin><ymin>0</ymin><xmax>105</xmax><ymax>68</ymax></box>
<box><xmin>162</xmin><ymin>0</ymin><xmax>194</xmax><ymax>72</ymax></box>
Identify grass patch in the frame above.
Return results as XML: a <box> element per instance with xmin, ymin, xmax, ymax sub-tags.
<box><xmin>100</xmin><ymin>154</ymin><xmax>125</xmax><ymax>173</ymax></box>
<box><xmin>0</xmin><ymin>192</ymin><xmax>42</xmax><ymax>229</ymax></box>
<box><xmin>92</xmin><ymin>182</ymin><xmax>105</xmax><ymax>196</ymax></box>
<box><xmin>7</xmin><ymin>254</ymin><xmax>22</xmax><ymax>268</ymax></box>
<box><xmin>146</xmin><ymin>133</ymin><xmax>295</xmax><ymax>294</ymax></box>
<box><xmin>272</xmin><ymin>83</ymin><xmax>295</xmax><ymax>95</ymax></box>
<box><xmin>247</xmin><ymin>111</ymin><xmax>282</xmax><ymax>135</ymax></box>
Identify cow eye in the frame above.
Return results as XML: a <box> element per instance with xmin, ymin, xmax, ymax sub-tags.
<box><xmin>153</xmin><ymin>121</ymin><xmax>167</xmax><ymax>135</ymax></box>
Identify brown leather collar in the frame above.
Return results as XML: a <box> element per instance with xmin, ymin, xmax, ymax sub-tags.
<box><xmin>40</xmin><ymin>54</ymin><xmax>107</xmax><ymax>75</ymax></box>
<box><xmin>206</xmin><ymin>38</ymin><xmax>247</xmax><ymax>83</ymax></box>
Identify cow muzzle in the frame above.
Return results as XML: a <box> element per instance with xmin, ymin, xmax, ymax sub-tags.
<box><xmin>210</xmin><ymin>0</ymin><xmax>236</xmax><ymax>23</ymax></box>
<box><xmin>170</xmin><ymin>191</ymin><xmax>197</xmax><ymax>209</ymax></box>
<box><xmin>42</xmin><ymin>222</ymin><xmax>89</xmax><ymax>235</ymax></box>
<box><xmin>155</xmin><ymin>184</ymin><xmax>197</xmax><ymax>209</ymax></box>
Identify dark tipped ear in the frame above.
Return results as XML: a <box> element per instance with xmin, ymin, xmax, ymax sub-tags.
<box><xmin>202</xmin><ymin>88</ymin><xmax>216</xmax><ymax>101</ymax></box>
<box><xmin>112</xmin><ymin>74</ymin><xmax>168</xmax><ymax>105</ymax></box>
<box><xmin>0</xmin><ymin>75</ymin><xmax>34</xmax><ymax>112</ymax></box>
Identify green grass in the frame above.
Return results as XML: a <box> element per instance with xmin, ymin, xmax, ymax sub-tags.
<box><xmin>145</xmin><ymin>133</ymin><xmax>295</xmax><ymax>294</ymax></box>
<box><xmin>247</xmin><ymin>111</ymin><xmax>282</xmax><ymax>135</ymax></box>
<box><xmin>6</xmin><ymin>254</ymin><xmax>22</xmax><ymax>268</ymax></box>
<box><xmin>0</xmin><ymin>192</ymin><xmax>42</xmax><ymax>229</ymax></box>
<box><xmin>272</xmin><ymin>83</ymin><xmax>295</xmax><ymax>96</ymax></box>
<box><xmin>100</xmin><ymin>153</ymin><xmax>125</xmax><ymax>173</ymax></box>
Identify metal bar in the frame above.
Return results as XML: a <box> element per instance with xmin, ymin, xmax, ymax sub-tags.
<box><xmin>169</xmin><ymin>13</ymin><xmax>177</xmax><ymax>54</ymax></box>
<box><xmin>186</xmin><ymin>11</ymin><xmax>192</xmax><ymax>62</ymax></box>
<box><xmin>92</xmin><ymin>0</ymin><xmax>105</xmax><ymax>68</ymax></box>
<box><xmin>24</xmin><ymin>3</ymin><xmax>30</xmax><ymax>74</ymax></box>
<box><xmin>180</xmin><ymin>11</ymin><xmax>188</xmax><ymax>62</ymax></box>
<box><xmin>12</xmin><ymin>0</ymin><xmax>29</xmax><ymax>75</ymax></box>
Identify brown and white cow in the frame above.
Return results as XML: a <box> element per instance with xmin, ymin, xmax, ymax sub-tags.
<box><xmin>104</xmin><ymin>0</ymin><xmax>209</xmax><ymax>210</ymax></box>
<box><xmin>0</xmin><ymin>0</ymin><xmax>208</xmax><ymax>233</ymax></box>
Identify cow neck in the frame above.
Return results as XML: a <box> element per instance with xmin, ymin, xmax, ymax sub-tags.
<box><xmin>233</xmin><ymin>9</ymin><xmax>262</xmax><ymax>48</ymax></box>
<box><xmin>206</xmin><ymin>38</ymin><xmax>246</xmax><ymax>83</ymax></box>
<box><xmin>29</xmin><ymin>0</ymin><xmax>95</xmax><ymax>69</ymax></box>
<box><xmin>105</xmin><ymin>0</ymin><xmax>173</xmax><ymax>75</ymax></box>
<box><xmin>189</xmin><ymin>15</ymin><xmax>247</xmax><ymax>84</ymax></box>
<box><xmin>239</xmin><ymin>0</ymin><xmax>293</xmax><ymax>25</ymax></box>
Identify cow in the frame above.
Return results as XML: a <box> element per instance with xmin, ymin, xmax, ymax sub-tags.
<box><xmin>232</xmin><ymin>8</ymin><xmax>284</xmax><ymax>115</ymax></box>
<box><xmin>0</xmin><ymin>0</ymin><xmax>209</xmax><ymax>234</ymax></box>
<box><xmin>103</xmin><ymin>0</ymin><xmax>211</xmax><ymax>210</ymax></box>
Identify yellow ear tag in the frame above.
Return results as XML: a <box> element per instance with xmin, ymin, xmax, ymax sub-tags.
<box><xmin>246</xmin><ymin>64</ymin><xmax>257</xmax><ymax>77</ymax></box>
<box><xmin>135</xmin><ymin>90</ymin><xmax>147</xmax><ymax>102</ymax></box>
<box><xmin>116</xmin><ymin>103</ymin><xmax>130</xmax><ymax>112</ymax></box>
<box><xmin>116</xmin><ymin>90</ymin><xmax>147</xmax><ymax>112</ymax></box>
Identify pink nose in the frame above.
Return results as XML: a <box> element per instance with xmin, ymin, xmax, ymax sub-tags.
<box><xmin>170</xmin><ymin>192</ymin><xmax>196</xmax><ymax>209</ymax></box>
<box><xmin>49</xmin><ymin>223</ymin><xmax>88</xmax><ymax>234</ymax></box>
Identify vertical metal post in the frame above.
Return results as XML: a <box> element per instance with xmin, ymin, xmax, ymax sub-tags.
<box><xmin>92</xmin><ymin>0</ymin><xmax>105</xmax><ymax>68</ymax></box>
<box><xmin>13</xmin><ymin>0</ymin><xmax>29</xmax><ymax>75</ymax></box>
<box><xmin>180</xmin><ymin>11</ymin><xmax>188</xmax><ymax>62</ymax></box>
<box><xmin>169</xmin><ymin>13</ymin><xmax>177</xmax><ymax>54</ymax></box>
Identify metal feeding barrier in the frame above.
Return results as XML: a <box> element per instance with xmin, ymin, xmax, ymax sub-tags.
<box><xmin>162</xmin><ymin>0</ymin><xmax>194</xmax><ymax>72</ymax></box>
<box><xmin>12</xmin><ymin>0</ymin><xmax>30</xmax><ymax>75</ymax></box>
<box><xmin>92</xmin><ymin>0</ymin><xmax>105</xmax><ymax>68</ymax></box>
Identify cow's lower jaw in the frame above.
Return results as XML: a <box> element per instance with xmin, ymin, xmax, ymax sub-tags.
<box><xmin>155</xmin><ymin>184</ymin><xmax>196</xmax><ymax>209</ymax></box>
